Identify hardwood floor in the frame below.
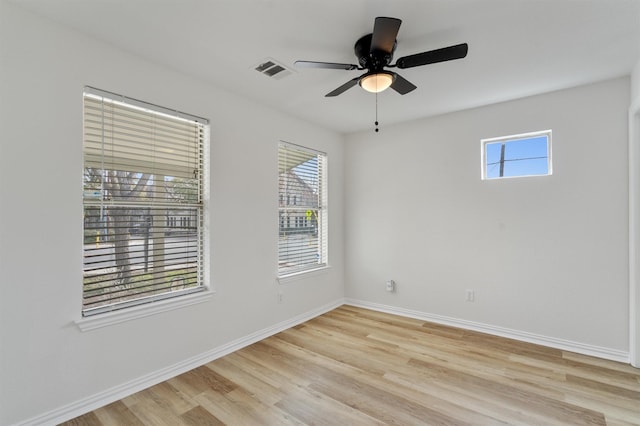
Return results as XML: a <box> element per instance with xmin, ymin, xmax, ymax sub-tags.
<box><xmin>62</xmin><ymin>305</ymin><xmax>640</xmax><ymax>425</ymax></box>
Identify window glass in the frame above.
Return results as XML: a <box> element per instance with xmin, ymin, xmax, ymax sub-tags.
<box><xmin>482</xmin><ymin>130</ymin><xmax>552</xmax><ymax>179</ymax></box>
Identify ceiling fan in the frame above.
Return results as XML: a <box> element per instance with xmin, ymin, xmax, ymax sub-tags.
<box><xmin>295</xmin><ymin>17</ymin><xmax>468</xmax><ymax>97</ymax></box>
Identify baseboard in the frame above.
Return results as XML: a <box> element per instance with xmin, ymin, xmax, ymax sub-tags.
<box><xmin>345</xmin><ymin>299</ymin><xmax>630</xmax><ymax>364</ymax></box>
<box><xmin>17</xmin><ymin>298</ymin><xmax>345</xmax><ymax>426</ymax></box>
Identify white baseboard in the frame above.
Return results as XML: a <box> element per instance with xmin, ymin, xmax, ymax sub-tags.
<box><xmin>345</xmin><ymin>299</ymin><xmax>630</xmax><ymax>364</ymax></box>
<box><xmin>17</xmin><ymin>299</ymin><xmax>344</xmax><ymax>426</ymax></box>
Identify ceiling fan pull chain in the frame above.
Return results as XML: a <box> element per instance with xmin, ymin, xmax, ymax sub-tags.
<box><xmin>374</xmin><ymin>91</ymin><xmax>379</xmax><ymax>133</ymax></box>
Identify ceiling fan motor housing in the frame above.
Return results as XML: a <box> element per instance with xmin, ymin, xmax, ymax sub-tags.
<box><xmin>354</xmin><ymin>33</ymin><xmax>396</xmax><ymax>71</ymax></box>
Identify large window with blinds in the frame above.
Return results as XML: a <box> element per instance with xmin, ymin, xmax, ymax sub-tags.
<box><xmin>278</xmin><ymin>142</ymin><xmax>328</xmax><ymax>277</ymax></box>
<box><xmin>82</xmin><ymin>87</ymin><xmax>208</xmax><ymax>316</ymax></box>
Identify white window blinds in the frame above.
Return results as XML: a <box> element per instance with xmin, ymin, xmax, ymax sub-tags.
<box><xmin>82</xmin><ymin>87</ymin><xmax>208</xmax><ymax>316</ymax></box>
<box><xmin>278</xmin><ymin>141</ymin><xmax>328</xmax><ymax>276</ymax></box>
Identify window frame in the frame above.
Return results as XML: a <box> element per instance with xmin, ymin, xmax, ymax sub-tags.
<box><xmin>80</xmin><ymin>87</ymin><xmax>211</xmax><ymax>324</ymax></box>
<box><xmin>481</xmin><ymin>130</ymin><xmax>552</xmax><ymax>180</ymax></box>
<box><xmin>277</xmin><ymin>141</ymin><xmax>328</xmax><ymax>279</ymax></box>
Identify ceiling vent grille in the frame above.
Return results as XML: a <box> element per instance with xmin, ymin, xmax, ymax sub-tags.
<box><xmin>254</xmin><ymin>58</ymin><xmax>293</xmax><ymax>80</ymax></box>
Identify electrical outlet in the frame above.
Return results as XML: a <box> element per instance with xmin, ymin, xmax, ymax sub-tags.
<box><xmin>386</xmin><ymin>280</ymin><xmax>396</xmax><ymax>292</ymax></box>
<box><xmin>465</xmin><ymin>289</ymin><xmax>475</xmax><ymax>302</ymax></box>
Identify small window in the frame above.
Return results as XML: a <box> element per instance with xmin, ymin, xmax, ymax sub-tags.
<box><xmin>482</xmin><ymin>130</ymin><xmax>552</xmax><ymax>179</ymax></box>
<box><xmin>278</xmin><ymin>141</ymin><xmax>328</xmax><ymax>277</ymax></box>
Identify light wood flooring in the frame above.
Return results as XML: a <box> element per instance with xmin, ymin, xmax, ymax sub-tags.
<box><xmin>62</xmin><ymin>305</ymin><xmax>640</xmax><ymax>425</ymax></box>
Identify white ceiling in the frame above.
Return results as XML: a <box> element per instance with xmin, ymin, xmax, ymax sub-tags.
<box><xmin>13</xmin><ymin>0</ymin><xmax>640</xmax><ymax>134</ymax></box>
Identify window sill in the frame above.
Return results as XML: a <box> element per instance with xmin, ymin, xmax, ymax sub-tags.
<box><xmin>277</xmin><ymin>265</ymin><xmax>331</xmax><ymax>284</ymax></box>
<box><xmin>75</xmin><ymin>290</ymin><xmax>213</xmax><ymax>332</ymax></box>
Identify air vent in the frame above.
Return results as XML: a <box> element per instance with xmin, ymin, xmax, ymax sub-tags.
<box><xmin>253</xmin><ymin>58</ymin><xmax>294</xmax><ymax>80</ymax></box>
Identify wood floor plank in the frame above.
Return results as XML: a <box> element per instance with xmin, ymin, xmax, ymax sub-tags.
<box><xmin>206</xmin><ymin>357</ymin><xmax>284</xmax><ymax>406</ymax></box>
<box><xmin>123</xmin><ymin>394</ymin><xmax>184</xmax><ymax>426</ymax></box>
<box><xmin>566</xmin><ymin>374</ymin><xmax>640</xmax><ymax>401</ymax></box>
<box><xmin>61</xmin><ymin>306</ymin><xmax>640</xmax><ymax>426</ymax></box>
<box><xmin>274</xmin><ymin>383</ymin><xmax>386</xmax><ymax>426</ymax></box>
<box><xmin>166</xmin><ymin>364</ymin><xmax>237</xmax><ymax>401</ymax></box>
<box><xmin>179</xmin><ymin>405</ymin><xmax>225</xmax><ymax>426</ymax></box>
<box><xmin>92</xmin><ymin>400</ymin><xmax>144</xmax><ymax>426</ymax></box>
<box><xmin>140</xmin><ymin>381</ymin><xmax>197</xmax><ymax>416</ymax></box>
<box><xmin>195</xmin><ymin>387</ymin><xmax>299</xmax><ymax>425</ymax></box>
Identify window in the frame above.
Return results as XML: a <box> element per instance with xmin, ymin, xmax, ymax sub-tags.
<box><xmin>82</xmin><ymin>87</ymin><xmax>208</xmax><ymax>316</ymax></box>
<box><xmin>278</xmin><ymin>141</ymin><xmax>327</xmax><ymax>277</ymax></box>
<box><xmin>482</xmin><ymin>130</ymin><xmax>552</xmax><ymax>179</ymax></box>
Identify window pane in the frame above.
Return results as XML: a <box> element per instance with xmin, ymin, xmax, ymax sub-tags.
<box><xmin>483</xmin><ymin>131</ymin><xmax>551</xmax><ymax>179</ymax></box>
<box><xmin>83</xmin><ymin>169</ymin><xmax>200</xmax><ymax>205</ymax></box>
<box><xmin>83</xmin><ymin>205</ymin><xmax>200</xmax><ymax>312</ymax></box>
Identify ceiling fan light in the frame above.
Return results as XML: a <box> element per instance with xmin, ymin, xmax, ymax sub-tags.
<box><xmin>359</xmin><ymin>72</ymin><xmax>394</xmax><ymax>93</ymax></box>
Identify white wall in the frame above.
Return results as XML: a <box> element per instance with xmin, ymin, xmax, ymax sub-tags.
<box><xmin>345</xmin><ymin>77</ymin><xmax>630</xmax><ymax>355</ymax></box>
<box><xmin>0</xmin><ymin>2</ymin><xmax>344</xmax><ymax>424</ymax></box>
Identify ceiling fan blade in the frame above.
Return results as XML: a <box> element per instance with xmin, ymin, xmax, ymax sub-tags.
<box><xmin>295</xmin><ymin>60</ymin><xmax>358</xmax><ymax>70</ymax></box>
<box><xmin>325</xmin><ymin>77</ymin><xmax>360</xmax><ymax>97</ymax></box>
<box><xmin>395</xmin><ymin>43</ymin><xmax>468</xmax><ymax>69</ymax></box>
<box><xmin>370</xmin><ymin>17</ymin><xmax>401</xmax><ymax>54</ymax></box>
<box><xmin>390</xmin><ymin>72</ymin><xmax>417</xmax><ymax>95</ymax></box>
